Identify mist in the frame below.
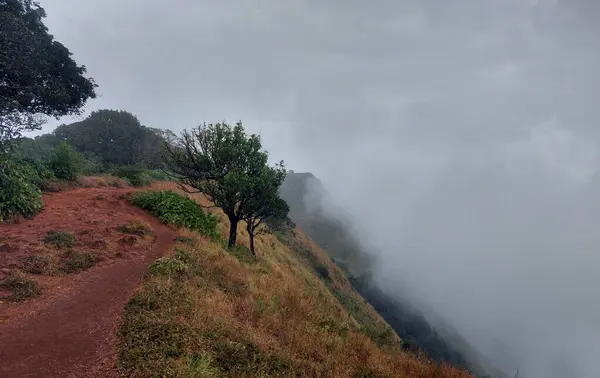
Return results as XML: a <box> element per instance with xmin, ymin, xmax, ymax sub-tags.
<box><xmin>38</xmin><ymin>0</ymin><xmax>600</xmax><ymax>377</ymax></box>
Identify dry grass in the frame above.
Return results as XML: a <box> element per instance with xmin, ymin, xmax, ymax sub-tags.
<box><xmin>0</xmin><ymin>270</ymin><xmax>42</xmax><ymax>302</ymax></box>
<box><xmin>42</xmin><ymin>175</ymin><xmax>129</xmax><ymax>192</ymax></box>
<box><xmin>118</xmin><ymin>182</ymin><xmax>474</xmax><ymax>378</ymax></box>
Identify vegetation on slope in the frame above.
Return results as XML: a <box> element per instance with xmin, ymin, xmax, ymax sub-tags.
<box><xmin>280</xmin><ymin>171</ymin><xmax>493</xmax><ymax>377</ymax></box>
<box><xmin>119</xmin><ymin>184</ymin><xmax>474</xmax><ymax>377</ymax></box>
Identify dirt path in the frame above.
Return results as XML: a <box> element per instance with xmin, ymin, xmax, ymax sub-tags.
<box><xmin>0</xmin><ymin>187</ymin><xmax>177</xmax><ymax>377</ymax></box>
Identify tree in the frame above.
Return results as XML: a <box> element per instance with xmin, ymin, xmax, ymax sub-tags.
<box><xmin>241</xmin><ymin>165</ymin><xmax>290</xmax><ymax>254</ymax></box>
<box><xmin>164</xmin><ymin>121</ymin><xmax>286</xmax><ymax>249</ymax></box>
<box><xmin>51</xmin><ymin>110</ymin><xmax>166</xmax><ymax>169</ymax></box>
<box><xmin>0</xmin><ymin>0</ymin><xmax>96</xmax><ymax>148</ymax></box>
<box><xmin>48</xmin><ymin>141</ymin><xmax>83</xmax><ymax>181</ymax></box>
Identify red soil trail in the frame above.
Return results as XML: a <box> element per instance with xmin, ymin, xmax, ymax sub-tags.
<box><xmin>0</xmin><ymin>187</ymin><xmax>177</xmax><ymax>377</ymax></box>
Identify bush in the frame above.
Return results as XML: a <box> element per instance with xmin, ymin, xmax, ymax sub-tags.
<box><xmin>80</xmin><ymin>153</ymin><xmax>104</xmax><ymax>175</ymax></box>
<box><xmin>112</xmin><ymin>166</ymin><xmax>152</xmax><ymax>187</ymax></box>
<box><xmin>48</xmin><ymin>141</ymin><xmax>83</xmax><ymax>181</ymax></box>
<box><xmin>0</xmin><ymin>156</ymin><xmax>44</xmax><ymax>222</ymax></box>
<box><xmin>315</xmin><ymin>263</ymin><xmax>330</xmax><ymax>281</ymax></box>
<box><xmin>21</xmin><ymin>157</ymin><xmax>55</xmax><ymax>190</ymax></box>
<box><xmin>130</xmin><ymin>191</ymin><xmax>219</xmax><ymax>238</ymax></box>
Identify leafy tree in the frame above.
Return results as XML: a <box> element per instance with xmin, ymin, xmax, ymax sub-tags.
<box><xmin>164</xmin><ymin>121</ymin><xmax>287</xmax><ymax>249</ymax></box>
<box><xmin>241</xmin><ymin>166</ymin><xmax>290</xmax><ymax>254</ymax></box>
<box><xmin>0</xmin><ymin>0</ymin><xmax>96</xmax><ymax>148</ymax></box>
<box><xmin>52</xmin><ymin>109</ymin><xmax>165</xmax><ymax>169</ymax></box>
<box><xmin>48</xmin><ymin>141</ymin><xmax>83</xmax><ymax>181</ymax></box>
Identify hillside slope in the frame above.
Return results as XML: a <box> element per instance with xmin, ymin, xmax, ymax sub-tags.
<box><xmin>279</xmin><ymin>172</ymin><xmax>502</xmax><ymax>378</ymax></box>
<box><xmin>117</xmin><ymin>182</ymin><xmax>473</xmax><ymax>377</ymax></box>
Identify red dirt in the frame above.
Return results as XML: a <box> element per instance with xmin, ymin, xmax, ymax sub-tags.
<box><xmin>0</xmin><ymin>187</ymin><xmax>177</xmax><ymax>377</ymax></box>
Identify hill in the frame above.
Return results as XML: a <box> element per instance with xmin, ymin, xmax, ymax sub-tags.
<box><xmin>0</xmin><ymin>180</ymin><xmax>474</xmax><ymax>377</ymax></box>
<box><xmin>279</xmin><ymin>171</ymin><xmax>505</xmax><ymax>378</ymax></box>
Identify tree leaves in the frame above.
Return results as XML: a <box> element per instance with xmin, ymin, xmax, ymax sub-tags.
<box><xmin>0</xmin><ymin>0</ymin><xmax>96</xmax><ymax>147</ymax></box>
<box><xmin>164</xmin><ymin>121</ymin><xmax>291</xmax><ymax>251</ymax></box>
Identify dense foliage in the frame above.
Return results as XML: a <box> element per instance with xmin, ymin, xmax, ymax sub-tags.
<box><xmin>130</xmin><ymin>190</ymin><xmax>219</xmax><ymax>238</ymax></box>
<box><xmin>48</xmin><ymin>141</ymin><xmax>83</xmax><ymax>181</ymax></box>
<box><xmin>0</xmin><ymin>155</ymin><xmax>44</xmax><ymax>221</ymax></box>
<box><xmin>51</xmin><ymin>110</ymin><xmax>166</xmax><ymax>169</ymax></box>
<box><xmin>0</xmin><ymin>0</ymin><xmax>96</xmax><ymax>147</ymax></box>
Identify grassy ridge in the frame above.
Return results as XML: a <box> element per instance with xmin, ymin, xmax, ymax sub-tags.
<box><xmin>118</xmin><ymin>184</ymin><xmax>474</xmax><ymax>377</ymax></box>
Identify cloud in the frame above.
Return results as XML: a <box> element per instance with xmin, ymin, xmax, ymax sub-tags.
<box><xmin>38</xmin><ymin>0</ymin><xmax>600</xmax><ymax>376</ymax></box>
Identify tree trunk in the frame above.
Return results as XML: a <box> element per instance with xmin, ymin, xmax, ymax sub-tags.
<box><xmin>246</xmin><ymin>221</ymin><xmax>256</xmax><ymax>255</ymax></box>
<box><xmin>228</xmin><ymin>215</ymin><xmax>238</xmax><ymax>249</ymax></box>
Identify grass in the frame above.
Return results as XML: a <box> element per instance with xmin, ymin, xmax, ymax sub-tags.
<box><xmin>175</xmin><ymin>236</ymin><xmax>198</xmax><ymax>247</ymax></box>
<box><xmin>43</xmin><ymin>230</ymin><xmax>76</xmax><ymax>248</ymax></box>
<box><xmin>116</xmin><ymin>220</ymin><xmax>154</xmax><ymax>237</ymax></box>
<box><xmin>119</xmin><ymin>235</ymin><xmax>138</xmax><ymax>245</ymax></box>
<box><xmin>21</xmin><ymin>251</ymin><xmax>98</xmax><ymax>275</ymax></box>
<box><xmin>118</xmin><ymin>182</ymin><xmax>474</xmax><ymax>377</ymax></box>
<box><xmin>118</xmin><ymin>237</ymin><xmax>474</xmax><ymax>378</ymax></box>
<box><xmin>111</xmin><ymin>166</ymin><xmax>153</xmax><ymax>187</ymax></box>
<box><xmin>60</xmin><ymin>251</ymin><xmax>98</xmax><ymax>274</ymax></box>
<box><xmin>43</xmin><ymin>175</ymin><xmax>129</xmax><ymax>192</ymax></box>
<box><xmin>21</xmin><ymin>254</ymin><xmax>58</xmax><ymax>275</ymax></box>
<box><xmin>1</xmin><ymin>270</ymin><xmax>41</xmax><ymax>301</ymax></box>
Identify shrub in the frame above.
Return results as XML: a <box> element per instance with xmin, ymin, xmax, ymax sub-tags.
<box><xmin>48</xmin><ymin>141</ymin><xmax>83</xmax><ymax>181</ymax></box>
<box><xmin>0</xmin><ymin>156</ymin><xmax>44</xmax><ymax>222</ymax></box>
<box><xmin>43</xmin><ymin>230</ymin><xmax>76</xmax><ymax>248</ymax></box>
<box><xmin>130</xmin><ymin>191</ymin><xmax>219</xmax><ymax>238</ymax></box>
<box><xmin>112</xmin><ymin>166</ymin><xmax>152</xmax><ymax>187</ymax></box>
<box><xmin>1</xmin><ymin>270</ymin><xmax>41</xmax><ymax>301</ymax></box>
<box><xmin>315</xmin><ymin>263</ymin><xmax>330</xmax><ymax>281</ymax></box>
<box><xmin>21</xmin><ymin>157</ymin><xmax>55</xmax><ymax>190</ymax></box>
<box><xmin>80</xmin><ymin>153</ymin><xmax>104</xmax><ymax>175</ymax></box>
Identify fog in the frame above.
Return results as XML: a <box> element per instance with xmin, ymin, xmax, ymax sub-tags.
<box><xmin>40</xmin><ymin>1</ymin><xmax>600</xmax><ymax>377</ymax></box>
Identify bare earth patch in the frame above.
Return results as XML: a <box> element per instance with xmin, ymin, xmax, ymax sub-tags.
<box><xmin>0</xmin><ymin>186</ymin><xmax>176</xmax><ymax>378</ymax></box>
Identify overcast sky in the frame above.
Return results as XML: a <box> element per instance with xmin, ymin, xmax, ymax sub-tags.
<box><xmin>40</xmin><ymin>1</ymin><xmax>600</xmax><ymax>377</ymax></box>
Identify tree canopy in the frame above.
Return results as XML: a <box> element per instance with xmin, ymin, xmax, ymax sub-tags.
<box><xmin>242</xmin><ymin>165</ymin><xmax>290</xmax><ymax>253</ymax></box>
<box><xmin>51</xmin><ymin>109</ymin><xmax>165</xmax><ymax>169</ymax></box>
<box><xmin>165</xmin><ymin>121</ymin><xmax>290</xmax><ymax>251</ymax></box>
<box><xmin>0</xmin><ymin>0</ymin><xmax>96</xmax><ymax>147</ymax></box>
